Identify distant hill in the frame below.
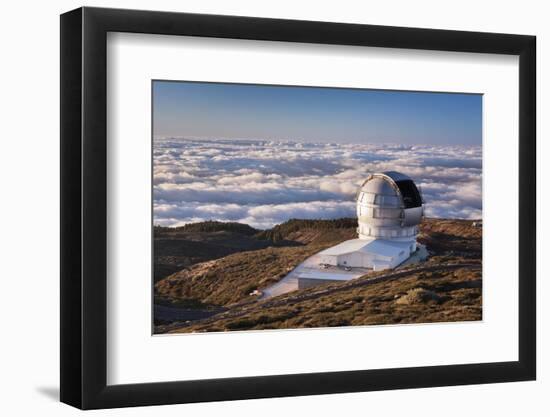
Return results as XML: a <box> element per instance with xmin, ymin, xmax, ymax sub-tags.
<box><xmin>255</xmin><ymin>218</ymin><xmax>358</xmax><ymax>242</ymax></box>
<box><xmin>154</xmin><ymin>218</ymin><xmax>357</xmax><ymax>302</ymax></box>
<box><xmin>154</xmin><ymin>222</ymin><xmax>272</xmax><ymax>282</ymax></box>
<box><xmin>154</xmin><ymin>218</ymin><xmax>356</xmax><ymax>282</ymax></box>
<box><xmin>154</xmin><ymin>218</ymin><xmax>482</xmax><ymax>332</ymax></box>
<box><xmin>155</xmin><ymin>220</ymin><xmax>259</xmax><ymax>236</ymax></box>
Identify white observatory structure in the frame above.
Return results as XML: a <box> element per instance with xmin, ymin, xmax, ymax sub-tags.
<box><xmin>357</xmin><ymin>171</ymin><xmax>423</xmax><ymax>246</ymax></box>
<box><xmin>316</xmin><ymin>171</ymin><xmax>424</xmax><ymax>271</ymax></box>
<box><xmin>262</xmin><ymin>171</ymin><xmax>426</xmax><ymax>298</ymax></box>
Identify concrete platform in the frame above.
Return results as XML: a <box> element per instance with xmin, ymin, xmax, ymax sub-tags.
<box><xmin>261</xmin><ymin>244</ymin><xmax>428</xmax><ymax>299</ymax></box>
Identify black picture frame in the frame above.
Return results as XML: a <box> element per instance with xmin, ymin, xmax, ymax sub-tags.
<box><xmin>60</xmin><ymin>6</ymin><xmax>536</xmax><ymax>410</ymax></box>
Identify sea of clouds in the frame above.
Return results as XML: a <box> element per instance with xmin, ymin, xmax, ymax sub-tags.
<box><xmin>153</xmin><ymin>138</ymin><xmax>482</xmax><ymax>229</ymax></box>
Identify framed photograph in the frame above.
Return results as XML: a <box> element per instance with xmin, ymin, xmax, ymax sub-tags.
<box><xmin>60</xmin><ymin>7</ymin><xmax>536</xmax><ymax>409</ymax></box>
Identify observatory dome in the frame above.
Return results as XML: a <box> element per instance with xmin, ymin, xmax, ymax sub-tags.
<box><xmin>356</xmin><ymin>171</ymin><xmax>424</xmax><ymax>241</ymax></box>
<box><xmin>263</xmin><ymin>171</ymin><xmax>428</xmax><ymax>291</ymax></box>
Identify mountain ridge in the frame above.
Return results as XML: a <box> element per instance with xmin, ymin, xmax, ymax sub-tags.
<box><xmin>154</xmin><ymin>217</ymin><xmax>482</xmax><ymax>332</ymax></box>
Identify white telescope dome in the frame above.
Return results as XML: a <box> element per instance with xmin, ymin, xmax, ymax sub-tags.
<box><xmin>356</xmin><ymin>171</ymin><xmax>424</xmax><ymax>241</ymax></box>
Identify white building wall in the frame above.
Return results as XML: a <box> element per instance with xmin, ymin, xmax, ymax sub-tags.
<box><xmin>318</xmin><ymin>244</ymin><xmax>411</xmax><ymax>270</ymax></box>
<box><xmin>336</xmin><ymin>252</ymin><xmax>365</xmax><ymax>267</ymax></box>
<box><xmin>372</xmin><ymin>260</ymin><xmax>391</xmax><ymax>271</ymax></box>
<box><xmin>318</xmin><ymin>254</ymin><xmax>338</xmax><ymax>266</ymax></box>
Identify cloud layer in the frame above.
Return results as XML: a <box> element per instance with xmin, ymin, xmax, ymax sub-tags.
<box><xmin>154</xmin><ymin>138</ymin><xmax>482</xmax><ymax>229</ymax></box>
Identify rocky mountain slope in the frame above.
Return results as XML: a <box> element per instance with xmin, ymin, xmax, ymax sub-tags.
<box><xmin>154</xmin><ymin>218</ymin><xmax>482</xmax><ymax>333</ymax></box>
<box><xmin>154</xmin><ymin>221</ymin><xmax>274</xmax><ymax>282</ymax></box>
<box><xmin>168</xmin><ymin>262</ymin><xmax>481</xmax><ymax>333</ymax></box>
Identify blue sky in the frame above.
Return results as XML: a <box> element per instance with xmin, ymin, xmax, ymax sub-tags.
<box><xmin>153</xmin><ymin>81</ymin><xmax>482</xmax><ymax>145</ymax></box>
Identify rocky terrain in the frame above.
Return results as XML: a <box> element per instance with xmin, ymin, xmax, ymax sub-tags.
<box><xmin>153</xmin><ymin>218</ymin><xmax>482</xmax><ymax>333</ymax></box>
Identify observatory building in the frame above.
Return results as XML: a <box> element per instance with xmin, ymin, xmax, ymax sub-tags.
<box><xmin>317</xmin><ymin>171</ymin><xmax>424</xmax><ymax>271</ymax></box>
<box><xmin>261</xmin><ymin>171</ymin><xmax>425</xmax><ymax>298</ymax></box>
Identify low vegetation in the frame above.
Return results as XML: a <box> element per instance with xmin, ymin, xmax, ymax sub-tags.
<box><xmin>255</xmin><ymin>218</ymin><xmax>357</xmax><ymax>242</ymax></box>
<box><xmin>155</xmin><ymin>220</ymin><xmax>259</xmax><ymax>236</ymax></box>
<box><xmin>154</xmin><ymin>217</ymin><xmax>482</xmax><ymax>333</ymax></box>
<box><xmin>155</xmin><ymin>245</ymin><xmax>323</xmax><ymax>306</ymax></box>
<box><xmin>154</xmin><ymin>223</ymin><xmax>272</xmax><ymax>282</ymax></box>
<box><xmin>418</xmin><ymin>218</ymin><xmax>482</xmax><ymax>257</ymax></box>
<box><xmin>167</xmin><ymin>266</ymin><xmax>481</xmax><ymax>333</ymax></box>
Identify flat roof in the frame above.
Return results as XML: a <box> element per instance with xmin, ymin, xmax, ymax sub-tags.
<box><xmin>319</xmin><ymin>238</ymin><xmax>411</xmax><ymax>258</ymax></box>
<box><xmin>296</xmin><ymin>271</ymin><xmax>355</xmax><ymax>281</ymax></box>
